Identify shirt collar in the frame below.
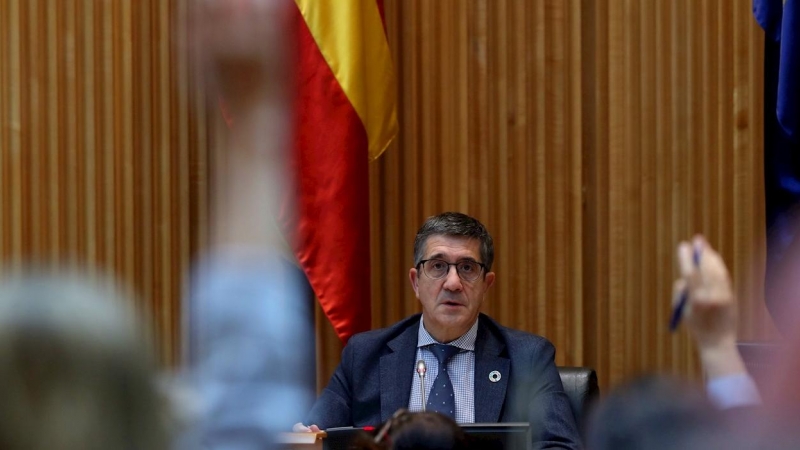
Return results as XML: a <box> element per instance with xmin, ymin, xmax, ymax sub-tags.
<box><xmin>417</xmin><ymin>315</ymin><xmax>479</xmax><ymax>351</ymax></box>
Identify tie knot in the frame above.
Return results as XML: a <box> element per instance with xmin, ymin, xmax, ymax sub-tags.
<box><xmin>430</xmin><ymin>344</ymin><xmax>460</xmax><ymax>365</ymax></box>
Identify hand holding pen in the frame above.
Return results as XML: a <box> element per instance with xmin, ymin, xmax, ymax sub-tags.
<box><xmin>671</xmin><ymin>236</ymin><xmax>738</xmax><ymax>351</ymax></box>
<box><xmin>671</xmin><ymin>235</ymin><xmax>751</xmax><ymax>382</ymax></box>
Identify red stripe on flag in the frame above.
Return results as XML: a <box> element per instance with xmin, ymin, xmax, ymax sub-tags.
<box><xmin>376</xmin><ymin>0</ymin><xmax>388</xmax><ymax>35</ymax></box>
<box><xmin>288</xmin><ymin>5</ymin><xmax>372</xmax><ymax>343</ymax></box>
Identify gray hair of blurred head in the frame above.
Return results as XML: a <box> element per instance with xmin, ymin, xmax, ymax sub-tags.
<box><xmin>0</xmin><ymin>271</ymin><xmax>170</xmax><ymax>450</ymax></box>
<box><xmin>412</xmin><ymin>212</ymin><xmax>495</xmax><ymax>271</ymax></box>
<box><xmin>585</xmin><ymin>375</ymin><xmax>732</xmax><ymax>450</ymax></box>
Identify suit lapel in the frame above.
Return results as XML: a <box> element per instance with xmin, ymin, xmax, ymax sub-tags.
<box><xmin>379</xmin><ymin>319</ymin><xmax>419</xmax><ymax>422</ymax></box>
<box><xmin>474</xmin><ymin>318</ymin><xmax>510</xmax><ymax>423</ymax></box>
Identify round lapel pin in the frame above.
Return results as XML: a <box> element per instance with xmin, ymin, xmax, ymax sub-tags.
<box><xmin>489</xmin><ymin>370</ymin><xmax>501</xmax><ymax>382</ymax></box>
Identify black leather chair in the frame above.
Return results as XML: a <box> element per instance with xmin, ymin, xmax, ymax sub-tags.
<box><xmin>558</xmin><ymin>366</ymin><xmax>599</xmax><ymax>430</ymax></box>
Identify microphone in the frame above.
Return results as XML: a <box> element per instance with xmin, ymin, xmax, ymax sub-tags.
<box><xmin>416</xmin><ymin>359</ymin><xmax>427</xmax><ymax>412</ymax></box>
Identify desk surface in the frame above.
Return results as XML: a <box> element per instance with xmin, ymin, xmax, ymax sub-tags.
<box><xmin>276</xmin><ymin>431</ymin><xmax>327</xmax><ymax>450</ymax></box>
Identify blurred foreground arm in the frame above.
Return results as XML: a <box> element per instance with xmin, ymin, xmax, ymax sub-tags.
<box><xmin>195</xmin><ymin>0</ymin><xmax>290</xmax><ymax>252</ymax></box>
<box><xmin>179</xmin><ymin>1</ymin><xmax>313</xmax><ymax>448</ymax></box>
<box><xmin>674</xmin><ymin>236</ymin><xmax>761</xmax><ymax>409</ymax></box>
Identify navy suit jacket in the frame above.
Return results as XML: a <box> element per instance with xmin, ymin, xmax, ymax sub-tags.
<box><xmin>306</xmin><ymin>313</ymin><xmax>581</xmax><ymax>449</ymax></box>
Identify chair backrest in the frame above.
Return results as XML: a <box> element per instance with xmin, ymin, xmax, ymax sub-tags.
<box><xmin>558</xmin><ymin>366</ymin><xmax>599</xmax><ymax>430</ymax></box>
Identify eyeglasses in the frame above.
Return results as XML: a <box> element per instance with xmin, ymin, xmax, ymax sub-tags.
<box><xmin>417</xmin><ymin>259</ymin><xmax>486</xmax><ymax>282</ymax></box>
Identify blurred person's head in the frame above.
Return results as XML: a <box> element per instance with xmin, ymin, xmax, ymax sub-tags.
<box><xmin>386</xmin><ymin>411</ymin><xmax>468</xmax><ymax>450</ymax></box>
<box><xmin>585</xmin><ymin>375</ymin><xmax>730</xmax><ymax>450</ymax></box>
<box><xmin>0</xmin><ymin>272</ymin><xmax>169</xmax><ymax>450</ymax></box>
<box><xmin>355</xmin><ymin>410</ymin><xmax>468</xmax><ymax>450</ymax></box>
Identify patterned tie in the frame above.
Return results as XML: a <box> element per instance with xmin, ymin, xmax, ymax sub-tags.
<box><xmin>426</xmin><ymin>344</ymin><xmax>461</xmax><ymax>419</ymax></box>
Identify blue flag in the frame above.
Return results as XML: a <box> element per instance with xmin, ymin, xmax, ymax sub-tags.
<box><xmin>776</xmin><ymin>0</ymin><xmax>799</xmax><ymax>140</ymax></box>
<box><xmin>757</xmin><ymin>0</ymin><xmax>800</xmax><ymax>333</ymax></box>
<box><xmin>756</xmin><ymin>0</ymin><xmax>799</xmax><ymax>139</ymax></box>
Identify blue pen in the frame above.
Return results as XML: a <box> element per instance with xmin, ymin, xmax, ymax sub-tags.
<box><xmin>669</xmin><ymin>245</ymin><xmax>702</xmax><ymax>332</ymax></box>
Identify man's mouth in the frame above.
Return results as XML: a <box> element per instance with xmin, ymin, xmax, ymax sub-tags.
<box><xmin>441</xmin><ymin>300</ymin><xmax>464</xmax><ymax>307</ymax></box>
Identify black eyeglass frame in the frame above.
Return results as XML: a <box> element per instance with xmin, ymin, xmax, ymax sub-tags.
<box><xmin>416</xmin><ymin>258</ymin><xmax>487</xmax><ymax>282</ymax></box>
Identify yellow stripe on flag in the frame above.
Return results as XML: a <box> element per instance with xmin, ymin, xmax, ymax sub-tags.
<box><xmin>295</xmin><ymin>0</ymin><xmax>398</xmax><ymax>160</ymax></box>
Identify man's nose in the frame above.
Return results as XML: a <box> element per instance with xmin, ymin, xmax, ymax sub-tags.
<box><xmin>442</xmin><ymin>266</ymin><xmax>463</xmax><ymax>291</ymax></box>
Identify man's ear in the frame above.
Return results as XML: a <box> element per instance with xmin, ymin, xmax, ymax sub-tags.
<box><xmin>484</xmin><ymin>271</ymin><xmax>496</xmax><ymax>289</ymax></box>
<box><xmin>409</xmin><ymin>267</ymin><xmax>420</xmax><ymax>298</ymax></box>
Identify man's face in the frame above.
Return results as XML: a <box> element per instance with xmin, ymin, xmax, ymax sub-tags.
<box><xmin>409</xmin><ymin>235</ymin><xmax>495</xmax><ymax>343</ymax></box>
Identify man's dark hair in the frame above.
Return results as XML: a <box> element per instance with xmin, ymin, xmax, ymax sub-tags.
<box><xmin>352</xmin><ymin>411</ymin><xmax>469</xmax><ymax>450</ymax></box>
<box><xmin>413</xmin><ymin>212</ymin><xmax>494</xmax><ymax>271</ymax></box>
<box><xmin>389</xmin><ymin>412</ymin><xmax>468</xmax><ymax>450</ymax></box>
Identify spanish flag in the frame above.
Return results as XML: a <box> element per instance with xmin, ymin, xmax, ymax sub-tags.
<box><xmin>291</xmin><ymin>0</ymin><xmax>397</xmax><ymax>343</ymax></box>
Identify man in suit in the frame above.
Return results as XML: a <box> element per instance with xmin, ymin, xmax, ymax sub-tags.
<box><xmin>300</xmin><ymin>212</ymin><xmax>581</xmax><ymax>449</ymax></box>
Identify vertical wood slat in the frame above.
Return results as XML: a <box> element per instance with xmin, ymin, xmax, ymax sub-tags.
<box><xmin>0</xmin><ymin>0</ymin><xmax>207</xmax><ymax>366</ymax></box>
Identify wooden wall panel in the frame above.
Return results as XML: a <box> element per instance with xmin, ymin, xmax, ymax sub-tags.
<box><xmin>319</xmin><ymin>0</ymin><xmax>779</xmax><ymax>392</ymax></box>
<box><xmin>0</xmin><ymin>0</ymin><xmax>208</xmax><ymax>366</ymax></box>
<box><xmin>0</xmin><ymin>0</ymin><xmax>779</xmax><ymax>394</ymax></box>
<box><xmin>582</xmin><ymin>0</ymin><xmax>779</xmax><ymax>387</ymax></box>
